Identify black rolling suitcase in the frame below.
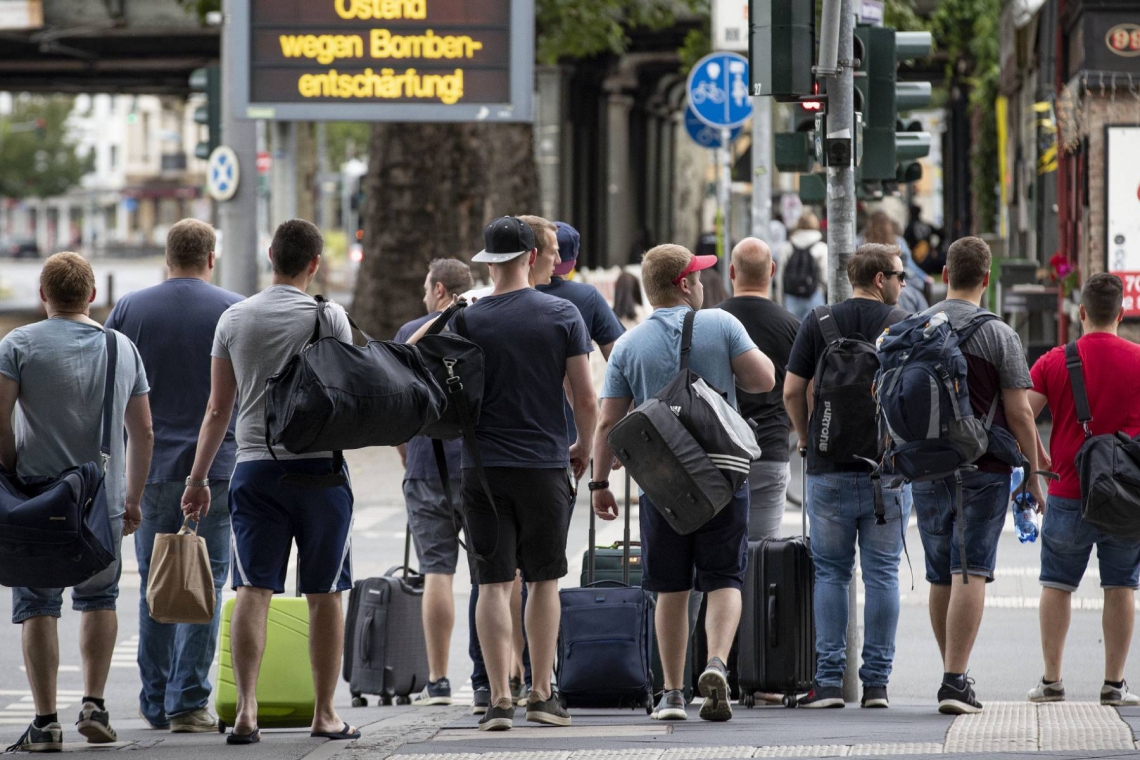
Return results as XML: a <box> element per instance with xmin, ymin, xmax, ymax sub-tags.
<box><xmin>343</xmin><ymin>529</ymin><xmax>430</xmax><ymax>706</ymax></box>
<box><xmin>738</xmin><ymin>455</ymin><xmax>816</xmax><ymax>707</ymax></box>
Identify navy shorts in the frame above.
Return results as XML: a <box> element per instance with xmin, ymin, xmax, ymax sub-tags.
<box><xmin>911</xmin><ymin>470</ymin><xmax>1010</xmax><ymax>584</ymax></box>
<box><xmin>229</xmin><ymin>459</ymin><xmax>353</xmax><ymax>595</ymax></box>
<box><xmin>640</xmin><ymin>484</ymin><xmax>750</xmax><ymax>594</ymax></box>
<box><xmin>1040</xmin><ymin>495</ymin><xmax>1140</xmax><ymax>592</ymax></box>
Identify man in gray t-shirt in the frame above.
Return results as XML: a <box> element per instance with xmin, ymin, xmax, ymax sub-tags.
<box><xmin>181</xmin><ymin>219</ymin><xmax>358</xmax><ymax>744</ymax></box>
<box><xmin>0</xmin><ymin>252</ymin><xmax>153</xmax><ymax>751</ymax></box>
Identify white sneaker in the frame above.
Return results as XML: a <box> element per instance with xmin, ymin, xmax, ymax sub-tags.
<box><xmin>1027</xmin><ymin>678</ymin><xmax>1066</xmax><ymax>703</ymax></box>
<box><xmin>169</xmin><ymin>707</ymin><xmax>219</xmax><ymax>733</ymax></box>
<box><xmin>1101</xmin><ymin>681</ymin><xmax>1140</xmax><ymax>706</ymax></box>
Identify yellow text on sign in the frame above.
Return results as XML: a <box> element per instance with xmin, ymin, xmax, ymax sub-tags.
<box><xmin>334</xmin><ymin>0</ymin><xmax>426</xmax><ymax>20</ymax></box>
<box><xmin>297</xmin><ymin>67</ymin><xmax>465</xmax><ymax>104</ymax></box>
<box><xmin>279</xmin><ymin>30</ymin><xmax>484</xmax><ymax>64</ymax></box>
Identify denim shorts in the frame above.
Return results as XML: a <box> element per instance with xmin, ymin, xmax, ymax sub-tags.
<box><xmin>12</xmin><ymin>513</ymin><xmax>124</xmax><ymax>624</ymax></box>
<box><xmin>911</xmin><ymin>471</ymin><xmax>1010</xmax><ymax>584</ymax></box>
<box><xmin>1040</xmin><ymin>495</ymin><xmax>1140</xmax><ymax>592</ymax></box>
<box><xmin>404</xmin><ymin>478</ymin><xmax>462</xmax><ymax>575</ymax></box>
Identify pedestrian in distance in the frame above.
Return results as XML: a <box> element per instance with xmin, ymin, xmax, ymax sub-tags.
<box><xmin>181</xmin><ymin>219</ymin><xmax>359</xmax><ymax>745</ymax></box>
<box><xmin>909</xmin><ymin>236</ymin><xmax>1044</xmax><ymax>715</ymax></box>
<box><xmin>105</xmin><ymin>219</ymin><xmax>243</xmax><ymax>733</ymax></box>
<box><xmin>0</xmin><ymin>252</ymin><xmax>154</xmax><ymax>752</ymax></box>
<box><xmin>718</xmin><ymin>237</ymin><xmax>801</xmax><ymax>542</ymax></box>
<box><xmin>1026</xmin><ymin>273</ymin><xmax>1140</xmax><ymax>706</ymax></box>
<box><xmin>394</xmin><ymin>258</ymin><xmax>475</xmax><ymax>710</ymax></box>
<box><xmin>783</xmin><ymin>244</ymin><xmax>911</xmax><ymax>709</ymax></box>
<box><xmin>780</xmin><ymin>212</ymin><xmax>828</xmax><ymax>320</ymax></box>
<box><xmin>612</xmin><ymin>271</ymin><xmax>646</xmax><ymax>329</ymax></box>
<box><xmin>592</xmin><ymin>244</ymin><xmax>775</xmax><ymax>723</ymax></box>
<box><xmin>861</xmin><ymin>210</ymin><xmax>929</xmax><ymax>314</ymax></box>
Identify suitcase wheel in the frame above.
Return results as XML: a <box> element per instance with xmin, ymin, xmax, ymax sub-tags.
<box><xmin>351</xmin><ymin>696</ymin><xmax>367</xmax><ymax>708</ymax></box>
<box><xmin>741</xmin><ymin>693</ymin><xmax>755</xmax><ymax>709</ymax></box>
<box><xmin>380</xmin><ymin>695</ymin><xmax>394</xmax><ymax>706</ymax></box>
<box><xmin>784</xmin><ymin>694</ymin><xmax>798</xmax><ymax>708</ymax></box>
<box><xmin>396</xmin><ymin>695</ymin><xmax>412</xmax><ymax>706</ymax></box>
<box><xmin>218</xmin><ymin>720</ymin><xmax>226</xmax><ymax>734</ymax></box>
<box><xmin>643</xmin><ymin>691</ymin><xmax>653</xmax><ymax>715</ymax></box>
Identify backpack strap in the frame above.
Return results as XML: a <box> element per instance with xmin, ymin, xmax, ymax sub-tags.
<box><xmin>875</xmin><ymin>308</ymin><xmax>907</xmax><ymax>342</ymax></box>
<box><xmin>1064</xmin><ymin>341</ymin><xmax>1093</xmax><ymax>439</ymax></box>
<box><xmin>426</xmin><ymin>299</ymin><xmax>468</xmax><ymax>337</ymax></box>
<box><xmin>310</xmin><ymin>295</ymin><xmax>330</xmax><ymax>344</ymax></box>
<box><xmin>953</xmin><ymin>309</ymin><xmax>999</xmax><ymax>344</ymax></box>
<box><xmin>100</xmin><ymin>328</ymin><xmax>118</xmax><ymax>472</ymax></box>
<box><xmin>680</xmin><ymin>309</ymin><xmax>695</xmax><ymax>371</ymax></box>
<box><xmin>814</xmin><ymin>304</ymin><xmax>842</xmax><ymax>346</ymax></box>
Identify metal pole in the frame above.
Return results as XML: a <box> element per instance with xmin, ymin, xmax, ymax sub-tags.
<box><xmin>751</xmin><ymin>98</ymin><xmax>772</xmax><ymax>244</ymax></box>
<box><xmin>822</xmin><ymin>0</ymin><xmax>860</xmax><ymax>704</ymax></box>
<box><xmin>271</xmin><ymin>121</ymin><xmax>297</xmax><ymax>228</ymax></box>
<box><xmin>720</xmin><ymin>127</ymin><xmax>733</xmax><ymax>293</ymax></box>
<box><xmin>219</xmin><ymin>0</ymin><xmax>258</xmax><ymax>295</ymax></box>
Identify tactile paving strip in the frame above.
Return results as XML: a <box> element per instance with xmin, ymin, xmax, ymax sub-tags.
<box><xmin>1038</xmin><ymin>702</ymin><xmax>1135</xmax><ymax>750</ymax></box>
<box><xmin>661</xmin><ymin>748</ymin><xmax>758</xmax><ymax>759</ymax></box>
<box><xmin>944</xmin><ymin>701</ymin><xmax>1134</xmax><ymax>753</ymax></box>
<box><xmin>944</xmin><ymin>701</ymin><xmax>1037</xmax><ymax>753</ymax></box>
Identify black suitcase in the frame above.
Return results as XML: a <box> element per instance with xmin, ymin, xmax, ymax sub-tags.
<box><xmin>738</xmin><ymin>456</ymin><xmax>816</xmax><ymax>707</ymax></box>
<box><xmin>343</xmin><ymin>529</ymin><xmax>430</xmax><ymax>706</ymax></box>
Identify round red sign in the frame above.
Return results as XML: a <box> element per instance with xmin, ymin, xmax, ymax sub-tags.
<box><xmin>1106</xmin><ymin>23</ymin><xmax>1140</xmax><ymax>57</ymax></box>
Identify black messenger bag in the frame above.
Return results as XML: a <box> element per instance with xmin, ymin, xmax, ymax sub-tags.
<box><xmin>1065</xmin><ymin>341</ymin><xmax>1140</xmax><ymax>540</ymax></box>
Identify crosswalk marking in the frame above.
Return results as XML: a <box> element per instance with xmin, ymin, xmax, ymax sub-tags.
<box><xmin>0</xmin><ymin>691</ymin><xmax>86</xmax><ymax>726</ymax></box>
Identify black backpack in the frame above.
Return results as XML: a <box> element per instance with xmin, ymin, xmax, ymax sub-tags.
<box><xmin>783</xmin><ymin>243</ymin><xmax>819</xmax><ymax>297</ymax></box>
<box><xmin>809</xmin><ymin>304</ymin><xmax>902</xmax><ymax>467</ymax></box>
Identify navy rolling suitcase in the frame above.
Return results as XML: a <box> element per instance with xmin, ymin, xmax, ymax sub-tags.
<box><xmin>556</xmin><ymin>472</ymin><xmax>655</xmax><ymax>712</ymax></box>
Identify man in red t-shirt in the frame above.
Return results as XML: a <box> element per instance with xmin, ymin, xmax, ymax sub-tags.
<box><xmin>1027</xmin><ymin>273</ymin><xmax>1140</xmax><ymax>706</ymax></box>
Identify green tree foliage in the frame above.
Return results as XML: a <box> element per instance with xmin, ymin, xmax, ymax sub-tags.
<box><xmin>0</xmin><ymin>96</ymin><xmax>94</xmax><ymax>200</ymax></box>
<box><xmin>537</xmin><ymin>0</ymin><xmax>699</xmax><ymax>64</ymax></box>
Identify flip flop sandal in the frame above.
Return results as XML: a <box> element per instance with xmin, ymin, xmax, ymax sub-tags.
<box><xmin>311</xmin><ymin>722</ymin><xmax>361</xmax><ymax>741</ymax></box>
<box><xmin>226</xmin><ymin>728</ymin><xmax>260</xmax><ymax>745</ymax></box>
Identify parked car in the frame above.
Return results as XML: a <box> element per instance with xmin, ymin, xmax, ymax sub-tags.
<box><xmin>3</xmin><ymin>238</ymin><xmax>40</xmax><ymax>259</ymax></box>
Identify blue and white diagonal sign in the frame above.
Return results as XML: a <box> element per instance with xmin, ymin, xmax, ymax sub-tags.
<box><xmin>207</xmin><ymin>146</ymin><xmax>240</xmax><ymax>202</ymax></box>
<box><xmin>687</xmin><ymin>52</ymin><xmax>753</xmax><ymax>129</ymax></box>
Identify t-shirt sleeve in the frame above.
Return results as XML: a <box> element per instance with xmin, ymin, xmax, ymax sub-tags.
<box><xmin>1029</xmin><ymin>348</ymin><xmax>1056</xmax><ymax>396</ymax></box>
<box><xmin>786</xmin><ymin>312</ymin><xmax>821</xmax><ymax>379</ymax></box>
<box><xmin>564</xmin><ymin>307</ymin><xmax>592</xmax><ymax>358</ymax></box>
<box><xmin>994</xmin><ymin>323</ymin><xmax>1032</xmax><ymax>389</ymax></box>
<box><xmin>590</xmin><ymin>291</ymin><xmax>625</xmax><ymax>347</ymax></box>
<box><xmin>722</xmin><ymin>311</ymin><xmax>757</xmax><ymax>358</ymax></box>
<box><xmin>211</xmin><ymin>309</ymin><xmax>232</xmax><ymax>361</ymax></box>
<box><xmin>0</xmin><ymin>332</ymin><xmax>23</xmax><ymax>383</ymax></box>
<box><xmin>104</xmin><ymin>301</ymin><xmax>123</xmax><ymax>332</ymax></box>
<box><xmin>329</xmin><ymin>303</ymin><xmax>353</xmax><ymax>343</ymax></box>
<box><xmin>394</xmin><ymin>321</ymin><xmax>415</xmax><ymax>344</ymax></box>
<box><xmin>124</xmin><ymin>338</ymin><xmax>150</xmax><ymax>396</ymax></box>
<box><xmin>601</xmin><ymin>346</ymin><xmax>634</xmax><ymax>400</ymax></box>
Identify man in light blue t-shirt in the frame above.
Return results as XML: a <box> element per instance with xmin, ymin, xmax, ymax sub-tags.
<box><xmin>592</xmin><ymin>244</ymin><xmax>774</xmax><ymax>724</ymax></box>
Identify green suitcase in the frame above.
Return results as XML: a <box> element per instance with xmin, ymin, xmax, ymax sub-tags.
<box><xmin>215</xmin><ymin>596</ymin><xmax>315</xmax><ymax>731</ymax></box>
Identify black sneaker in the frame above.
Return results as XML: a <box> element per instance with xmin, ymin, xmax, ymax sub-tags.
<box><xmin>5</xmin><ymin>721</ymin><xmax>63</xmax><ymax>752</ymax></box>
<box><xmin>76</xmin><ymin>702</ymin><xmax>117</xmax><ymax>743</ymax></box>
<box><xmin>938</xmin><ymin>675</ymin><xmax>983</xmax><ymax>714</ymax></box>
<box><xmin>471</xmin><ymin>688</ymin><xmax>491</xmax><ymax>715</ymax></box>
<box><xmin>799</xmin><ymin>682</ymin><xmax>845</xmax><ymax>708</ymax></box>
<box><xmin>413</xmin><ymin>677</ymin><xmax>453</xmax><ymax>706</ymax></box>
<box><xmin>478</xmin><ymin>702</ymin><xmax>515</xmax><ymax>732</ymax></box>
<box><xmin>651</xmin><ymin>689</ymin><xmax>688</xmax><ymax>721</ymax></box>
<box><xmin>509</xmin><ymin>677</ymin><xmax>528</xmax><ymax>707</ymax></box>
<box><xmin>525</xmin><ymin>692</ymin><xmax>571</xmax><ymax>727</ymax></box>
<box><xmin>697</xmin><ymin>657</ymin><xmax>733</xmax><ymax>722</ymax></box>
<box><xmin>861</xmin><ymin>686</ymin><xmax>889</xmax><ymax>708</ymax></box>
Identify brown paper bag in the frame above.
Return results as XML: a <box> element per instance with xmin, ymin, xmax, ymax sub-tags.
<box><xmin>146</xmin><ymin>517</ymin><xmax>215</xmax><ymax>625</ymax></box>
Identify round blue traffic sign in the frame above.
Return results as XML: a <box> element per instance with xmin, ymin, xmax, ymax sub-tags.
<box><xmin>687</xmin><ymin>52</ymin><xmax>753</xmax><ymax>129</ymax></box>
<box><xmin>684</xmin><ymin>105</ymin><xmax>743</xmax><ymax>148</ymax></box>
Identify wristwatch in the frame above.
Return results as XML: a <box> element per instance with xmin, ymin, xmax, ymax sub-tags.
<box><xmin>185</xmin><ymin>477</ymin><xmax>209</xmax><ymax>488</ymax></box>
<box><xmin>587</xmin><ymin>480</ymin><xmax>610</xmax><ymax>492</ymax></box>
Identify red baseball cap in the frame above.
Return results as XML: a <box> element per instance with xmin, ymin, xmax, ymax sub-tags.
<box><xmin>672</xmin><ymin>254</ymin><xmax>719</xmax><ymax>285</ymax></box>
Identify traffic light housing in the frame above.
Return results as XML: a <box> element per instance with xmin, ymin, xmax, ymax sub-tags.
<box><xmin>893</xmin><ymin>32</ymin><xmax>934</xmax><ymax>185</ymax></box>
<box><xmin>854</xmin><ymin>25</ymin><xmax>899</xmax><ymax>182</ymax></box>
<box><xmin>749</xmin><ymin>0</ymin><xmax>814</xmax><ymax>101</ymax></box>
<box><xmin>190</xmin><ymin>65</ymin><xmax>221</xmax><ymax>161</ymax></box>
<box><xmin>775</xmin><ymin>96</ymin><xmax>825</xmax><ymax>173</ymax></box>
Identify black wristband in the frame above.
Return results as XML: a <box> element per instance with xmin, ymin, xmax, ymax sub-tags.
<box><xmin>588</xmin><ymin>480</ymin><xmax>610</xmax><ymax>492</ymax></box>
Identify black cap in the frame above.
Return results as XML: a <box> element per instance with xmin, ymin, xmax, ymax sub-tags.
<box><xmin>473</xmin><ymin>216</ymin><xmax>535</xmax><ymax>263</ymax></box>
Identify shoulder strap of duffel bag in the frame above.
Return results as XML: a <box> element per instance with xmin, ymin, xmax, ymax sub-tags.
<box><xmin>680</xmin><ymin>309</ymin><xmax>695</xmax><ymax>372</ymax></box>
<box><xmin>100</xmin><ymin>327</ymin><xmax>118</xmax><ymax>473</ymax></box>
<box><xmin>1064</xmin><ymin>341</ymin><xmax>1093</xmax><ymax>439</ymax></box>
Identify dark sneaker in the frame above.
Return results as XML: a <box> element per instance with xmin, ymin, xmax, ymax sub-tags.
<box><xmin>861</xmin><ymin>686</ymin><xmax>889</xmax><ymax>708</ymax></box>
<box><xmin>413</xmin><ymin>678</ymin><xmax>453</xmax><ymax>706</ymax></box>
<box><xmin>5</xmin><ymin>722</ymin><xmax>63</xmax><ymax>753</ymax></box>
<box><xmin>800</xmin><ymin>683</ymin><xmax>845</xmax><ymax>708</ymax></box>
<box><xmin>525</xmin><ymin>692</ymin><xmax>571</xmax><ymax>727</ymax></box>
<box><xmin>1028</xmin><ymin>678</ymin><xmax>1066</xmax><ymax>703</ymax></box>
<box><xmin>509</xmin><ymin>677</ymin><xmax>528</xmax><ymax>707</ymax></box>
<box><xmin>478</xmin><ymin>702</ymin><xmax>515</xmax><ymax>732</ymax></box>
<box><xmin>76</xmin><ymin>702</ymin><xmax>117</xmax><ymax>743</ymax></box>
<box><xmin>1101</xmin><ymin>681</ymin><xmax>1140</xmax><ymax>706</ymax></box>
<box><xmin>651</xmin><ymin>689</ymin><xmax>688</xmax><ymax>721</ymax></box>
<box><xmin>938</xmin><ymin>675</ymin><xmax>983</xmax><ymax>714</ymax></box>
<box><xmin>697</xmin><ymin>657</ymin><xmax>733</xmax><ymax>722</ymax></box>
<box><xmin>471</xmin><ymin>688</ymin><xmax>491</xmax><ymax>715</ymax></box>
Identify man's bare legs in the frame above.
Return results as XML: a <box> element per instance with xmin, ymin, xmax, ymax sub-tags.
<box><xmin>1103</xmin><ymin>588</ymin><xmax>1135</xmax><ymax>683</ymax></box>
<box><xmin>22</xmin><ymin>617</ymin><xmax>59</xmax><ymax>716</ymax></box>
<box><xmin>422</xmin><ymin>574</ymin><xmax>455</xmax><ymax>682</ymax></box>
<box><xmin>476</xmin><ymin>581</ymin><xmax>514</xmax><ymax>708</ymax></box>
<box><xmin>656</xmin><ymin>591</ymin><xmax>690</xmax><ymax>691</ymax></box>
<box><xmin>230</xmin><ymin>587</ymin><xmax>271</xmax><ymax>736</ymax></box>
<box><xmin>509</xmin><ymin>574</ymin><xmax>525</xmax><ymax>687</ymax></box>
<box><xmin>943</xmin><ymin>575</ymin><xmax>987</xmax><ymax>673</ymax></box>
<box><xmin>79</xmin><ymin>610</ymin><xmax>117</xmax><ymax>701</ymax></box>
<box><xmin>704</xmin><ymin>589</ymin><xmax>742</xmax><ymax>662</ymax></box>
<box><xmin>522</xmin><ymin>581</ymin><xmax>560</xmax><ymax>701</ymax></box>
<box><xmin>1039</xmin><ymin>587</ymin><xmax>1071</xmax><ymax>682</ymax></box>
<box><xmin>928</xmin><ymin>584</ymin><xmax>951</xmax><ymax>661</ymax></box>
<box><xmin>307</xmin><ymin>592</ymin><xmax>354</xmax><ymax>734</ymax></box>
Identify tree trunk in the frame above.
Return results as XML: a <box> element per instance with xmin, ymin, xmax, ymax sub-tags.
<box><xmin>352</xmin><ymin>123</ymin><xmax>539</xmax><ymax>339</ymax></box>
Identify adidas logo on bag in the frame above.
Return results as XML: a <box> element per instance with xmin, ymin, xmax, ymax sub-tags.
<box><xmin>670</xmin><ymin>405</ymin><xmax>682</xmax><ymax>416</ymax></box>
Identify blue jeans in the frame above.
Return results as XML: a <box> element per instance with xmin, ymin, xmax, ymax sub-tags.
<box><xmin>806</xmin><ymin>472</ymin><xmax>909</xmax><ymax>688</ymax></box>
<box><xmin>136</xmin><ymin>481</ymin><xmax>231</xmax><ymax>724</ymax></box>
<box><xmin>1040</xmin><ymin>495</ymin><xmax>1140</xmax><ymax>592</ymax></box>
<box><xmin>911</xmin><ymin>470</ymin><xmax>1009</xmax><ymax>583</ymax></box>
<box><xmin>784</xmin><ymin>290</ymin><xmax>825</xmax><ymax>320</ymax></box>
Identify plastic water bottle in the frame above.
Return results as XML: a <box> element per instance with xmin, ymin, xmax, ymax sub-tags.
<box><xmin>1010</xmin><ymin>466</ymin><xmax>1024</xmax><ymax>493</ymax></box>
<box><xmin>1012</xmin><ymin>492</ymin><xmax>1039</xmax><ymax>544</ymax></box>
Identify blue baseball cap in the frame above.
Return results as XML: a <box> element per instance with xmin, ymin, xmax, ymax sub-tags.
<box><xmin>553</xmin><ymin>221</ymin><xmax>580</xmax><ymax>276</ymax></box>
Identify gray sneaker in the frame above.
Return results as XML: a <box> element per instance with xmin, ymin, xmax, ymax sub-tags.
<box><xmin>509</xmin><ymin>677</ymin><xmax>529</xmax><ymax>707</ymax></box>
<box><xmin>525</xmin><ymin>692</ymin><xmax>571</xmax><ymax>727</ymax></box>
<box><xmin>5</xmin><ymin>722</ymin><xmax>63</xmax><ymax>753</ymax></box>
<box><xmin>471</xmin><ymin>688</ymin><xmax>491</xmax><ymax>715</ymax></box>
<box><xmin>651</xmin><ymin>689</ymin><xmax>688</xmax><ymax>721</ymax></box>
<box><xmin>169</xmin><ymin>707</ymin><xmax>218</xmax><ymax>733</ymax></box>
<box><xmin>76</xmin><ymin>702</ymin><xmax>117</xmax><ymax>743</ymax></box>
<box><xmin>697</xmin><ymin>657</ymin><xmax>733</xmax><ymax>722</ymax></box>
<box><xmin>1028</xmin><ymin>678</ymin><xmax>1065</xmax><ymax>703</ymax></box>
<box><xmin>1101</xmin><ymin>681</ymin><xmax>1140</xmax><ymax>706</ymax></box>
<box><xmin>478</xmin><ymin>702</ymin><xmax>515</xmax><ymax>732</ymax></box>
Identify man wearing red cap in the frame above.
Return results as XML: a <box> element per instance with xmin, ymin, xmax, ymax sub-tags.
<box><xmin>591</xmin><ymin>244</ymin><xmax>775</xmax><ymax>723</ymax></box>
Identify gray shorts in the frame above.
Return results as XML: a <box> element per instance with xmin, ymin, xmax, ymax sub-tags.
<box><xmin>404</xmin><ymin>478</ymin><xmax>462</xmax><ymax>575</ymax></box>
<box><xmin>749</xmin><ymin>460</ymin><xmax>790</xmax><ymax>541</ymax></box>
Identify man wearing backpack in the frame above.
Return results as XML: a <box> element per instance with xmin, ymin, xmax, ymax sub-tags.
<box><xmin>394</xmin><ymin>258</ymin><xmax>475</xmax><ymax>710</ymax></box>
<box><xmin>908</xmin><ymin>236</ymin><xmax>1044</xmax><ymax>715</ymax></box>
<box><xmin>592</xmin><ymin>244</ymin><xmax>775</xmax><ymax>723</ymax></box>
<box><xmin>783</xmin><ymin>244</ymin><xmax>910</xmax><ymax>709</ymax></box>
<box><xmin>1026</xmin><ymin>273</ymin><xmax>1140</xmax><ymax>706</ymax></box>
<box><xmin>780</xmin><ymin>212</ymin><xmax>827</xmax><ymax>319</ymax></box>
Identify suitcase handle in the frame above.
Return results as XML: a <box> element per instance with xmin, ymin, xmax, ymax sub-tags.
<box><xmin>360</xmin><ymin>611</ymin><xmax>374</xmax><ymax>664</ymax></box>
<box><xmin>766</xmin><ymin>583</ymin><xmax>777</xmax><ymax>648</ymax></box>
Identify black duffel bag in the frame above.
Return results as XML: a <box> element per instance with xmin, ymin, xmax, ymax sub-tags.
<box><xmin>1066</xmin><ymin>341</ymin><xmax>1140</xmax><ymax>540</ymax></box>
<box><xmin>416</xmin><ymin>300</ymin><xmax>483</xmax><ymax>441</ymax></box>
<box><xmin>0</xmin><ymin>329</ymin><xmax>118</xmax><ymax>588</ymax></box>
<box><xmin>265</xmin><ymin>296</ymin><xmax>447</xmax><ymax>486</ymax></box>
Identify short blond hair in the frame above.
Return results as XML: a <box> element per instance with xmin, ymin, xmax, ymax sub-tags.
<box><xmin>166</xmin><ymin>218</ymin><xmax>215</xmax><ymax>270</ymax></box>
<box><xmin>641</xmin><ymin>244</ymin><xmax>693</xmax><ymax>306</ymax></box>
<box><xmin>40</xmin><ymin>252</ymin><xmax>95</xmax><ymax>311</ymax></box>
<box><xmin>517</xmin><ymin>215</ymin><xmax>556</xmax><ymax>258</ymax></box>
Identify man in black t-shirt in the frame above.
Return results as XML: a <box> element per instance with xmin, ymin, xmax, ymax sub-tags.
<box><xmin>782</xmin><ymin>244</ymin><xmax>911</xmax><ymax>709</ymax></box>
<box><xmin>719</xmin><ymin>238</ymin><xmax>800</xmax><ymax>541</ymax></box>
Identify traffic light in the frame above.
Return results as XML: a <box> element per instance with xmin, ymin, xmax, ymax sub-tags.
<box><xmin>749</xmin><ymin>0</ymin><xmax>814</xmax><ymax>101</ymax></box>
<box><xmin>775</xmin><ymin>96</ymin><xmax>825</xmax><ymax>173</ymax></box>
<box><xmin>33</xmin><ymin>118</ymin><xmax>45</xmax><ymax>141</ymax></box>
<box><xmin>893</xmin><ymin>32</ymin><xmax>934</xmax><ymax>184</ymax></box>
<box><xmin>854</xmin><ymin>25</ymin><xmax>898</xmax><ymax>182</ymax></box>
<box><xmin>189</xmin><ymin>65</ymin><xmax>221</xmax><ymax>161</ymax></box>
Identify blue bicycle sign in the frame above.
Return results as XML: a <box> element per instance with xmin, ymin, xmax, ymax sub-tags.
<box><xmin>684</xmin><ymin>106</ymin><xmax>742</xmax><ymax>148</ymax></box>
<box><xmin>687</xmin><ymin>52</ymin><xmax>752</xmax><ymax>129</ymax></box>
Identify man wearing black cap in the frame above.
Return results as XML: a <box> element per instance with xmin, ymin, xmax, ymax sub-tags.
<box><xmin>460</xmin><ymin>217</ymin><xmax>596</xmax><ymax>731</ymax></box>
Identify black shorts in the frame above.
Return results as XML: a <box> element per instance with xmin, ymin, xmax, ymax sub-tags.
<box><xmin>462</xmin><ymin>467</ymin><xmax>572</xmax><ymax>585</ymax></box>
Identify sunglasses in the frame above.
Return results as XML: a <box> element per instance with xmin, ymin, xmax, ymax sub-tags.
<box><xmin>884</xmin><ymin>270</ymin><xmax>908</xmax><ymax>283</ymax></box>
